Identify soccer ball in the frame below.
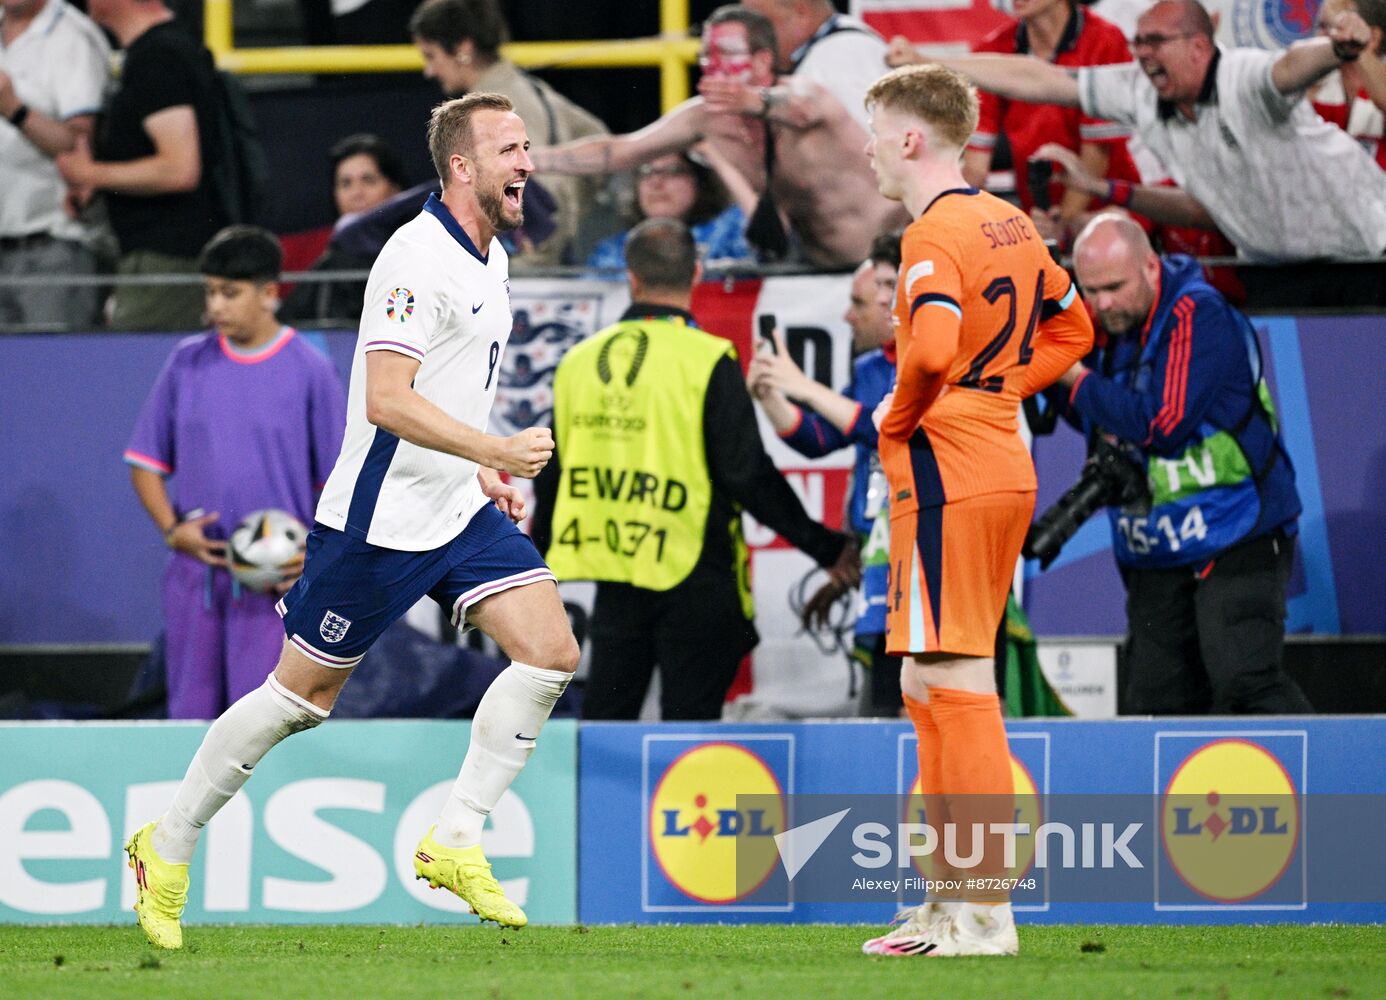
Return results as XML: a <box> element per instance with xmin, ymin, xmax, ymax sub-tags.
<box><xmin>228</xmin><ymin>509</ymin><xmax>308</xmax><ymax>592</ymax></box>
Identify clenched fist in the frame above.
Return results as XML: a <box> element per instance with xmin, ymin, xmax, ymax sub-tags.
<box><xmin>494</xmin><ymin>426</ymin><xmax>554</xmax><ymax>478</ymax></box>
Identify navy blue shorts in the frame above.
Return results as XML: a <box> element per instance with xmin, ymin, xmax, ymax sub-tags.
<box><xmin>276</xmin><ymin>503</ymin><xmax>554</xmax><ymax>669</ymax></box>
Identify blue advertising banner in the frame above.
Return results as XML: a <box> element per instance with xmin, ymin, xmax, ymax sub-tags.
<box><xmin>3</xmin><ymin>313</ymin><xmax>1383</xmax><ymax>643</ymax></box>
<box><xmin>1026</xmin><ymin>315</ymin><xmax>1386</xmax><ymax>635</ymax></box>
<box><xmin>579</xmin><ymin>718</ymin><xmax>1386</xmax><ymax>925</ymax></box>
<box><xmin>0</xmin><ymin>719</ymin><xmax>577</xmax><ymax>925</ymax></box>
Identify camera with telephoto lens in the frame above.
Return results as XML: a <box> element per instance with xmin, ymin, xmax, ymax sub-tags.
<box><xmin>1024</xmin><ymin>436</ymin><xmax>1150</xmax><ymax>569</ymax></box>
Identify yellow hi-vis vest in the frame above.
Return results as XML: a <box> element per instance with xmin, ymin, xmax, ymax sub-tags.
<box><xmin>547</xmin><ymin>314</ymin><xmax>731</xmax><ymax>591</ymax></box>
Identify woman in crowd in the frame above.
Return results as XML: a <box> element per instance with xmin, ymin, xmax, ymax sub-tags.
<box><xmin>586</xmin><ymin>147</ymin><xmax>756</xmax><ymax>270</ymax></box>
<box><xmin>280</xmin><ymin>134</ymin><xmax>409</xmax><ymax>324</ymax></box>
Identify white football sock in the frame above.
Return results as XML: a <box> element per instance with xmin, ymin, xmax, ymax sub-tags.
<box><xmin>433</xmin><ymin>662</ymin><xmax>570</xmax><ymax>849</ymax></box>
<box><xmin>959</xmin><ymin>901</ymin><xmax>1014</xmax><ymax>934</ymax></box>
<box><xmin>153</xmin><ymin>674</ymin><xmax>328</xmax><ymax>863</ymax></box>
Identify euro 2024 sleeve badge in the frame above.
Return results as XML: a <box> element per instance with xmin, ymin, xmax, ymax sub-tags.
<box><xmin>385</xmin><ymin>287</ymin><xmax>415</xmax><ymax>324</ymax></box>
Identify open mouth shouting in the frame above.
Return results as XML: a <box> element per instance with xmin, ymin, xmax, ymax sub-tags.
<box><xmin>481</xmin><ymin>172</ymin><xmax>527</xmax><ymax>233</ymax></box>
<box><xmin>1142</xmin><ymin>60</ymin><xmax>1172</xmax><ymax>95</ymax></box>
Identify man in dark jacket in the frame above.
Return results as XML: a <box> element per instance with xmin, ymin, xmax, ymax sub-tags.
<box><xmin>1054</xmin><ymin>214</ymin><xmax>1310</xmax><ymax>714</ymax></box>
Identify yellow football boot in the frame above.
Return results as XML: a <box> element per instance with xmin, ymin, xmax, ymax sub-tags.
<box><xmin>125</xmin><ymin>821</ymin><xmax>189</xmax><ymax>950</ymax></box>
<box><xmin>413</xmin><ymin>826</ymin><xmax>527</xmax><ymax>928</ymax></box>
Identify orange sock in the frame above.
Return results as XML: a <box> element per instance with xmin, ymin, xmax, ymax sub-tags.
<box><xmin>903</xmin><ymin>693</ymin><xmax>959</xmax><ymax>895</ymax></box>
<box><xmin>927</xmin><ymin>687</ymin><xmax>1012</xmax><ymax>795</ymax></box>
<box><xmin>927</xmin><ymin>687</ymin><xmax>1014</xmax><ymax>900</ymax></box>
<box><xmin>903</xmin><ymin>693</ymin><xmax>943</xmax><ymax>798</ymax></box>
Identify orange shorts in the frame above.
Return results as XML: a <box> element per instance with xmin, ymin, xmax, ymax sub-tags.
<box><xmin>885</xmin><ymin>491</ymin><xmax>1035</xmax><ymax>658</ymax></box>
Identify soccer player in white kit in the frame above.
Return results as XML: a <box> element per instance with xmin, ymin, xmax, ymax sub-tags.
<box><xmin>124</xmin><ymin>93</ymin><xmax>580</xmax><ymax>949</ymax></box>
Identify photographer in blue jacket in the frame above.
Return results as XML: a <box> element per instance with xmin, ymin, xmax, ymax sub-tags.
<box><xmin>1037</xmin><ymin>214</ymin><xmax>1311</xmax><ymax>714</ymax></box>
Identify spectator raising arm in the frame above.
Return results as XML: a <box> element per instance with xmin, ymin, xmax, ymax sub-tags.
<box><xmin>747</xmin><ymin>328</ymin><xmax>864</xmax><ymax>436</ymax></box>
<box><xmin>1360</xmin><ymin>30</ymin><xmax>1386</xmax><ymax>110</ymax></box>
<box><xmin>529</xmin><ymin>100</ymin><xmax>704</xmax><ymax>175</ymax></box>
<box><xmin>938</xmin><ymin>55</ymin><xmax>1081</xmax><ymax>106</ymax></box>
<box><xmin>699</xmin><ymin>75</ymin><xmax>835</xmax><ymax>131</ymax></box>
<box><xmin>887</xmin><ymin>38</ymin><xmax>1082</xmax><ymax>107</ymax></box>
<box><xmin>1272</xmin><ymin>10</ymin><xmax>1372</xmax><ymax>94</ymax></box>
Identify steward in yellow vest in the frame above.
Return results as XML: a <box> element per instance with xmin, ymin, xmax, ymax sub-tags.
<box><xmin>534</xmin><ymin>219</ymin><xmax>857</xmax><ymax>720</ymax></box>
<box><xmin>546</xmin><ymin>308</ymin><xmax>727</xmax><ymax>592</ymax></box>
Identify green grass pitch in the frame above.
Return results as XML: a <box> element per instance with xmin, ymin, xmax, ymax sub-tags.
<box><xmin>2</xmin><ymin>924</ymin><xmax>1383</xmax><ymax>999</ymax></box>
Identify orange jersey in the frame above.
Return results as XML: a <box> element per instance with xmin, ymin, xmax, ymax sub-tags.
<box><xmin>879</xmin><ymin>188</ymin><xmax>1093</xmax><ymax>512</ymax></box>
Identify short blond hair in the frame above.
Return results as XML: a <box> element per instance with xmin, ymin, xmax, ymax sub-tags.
<box><xmin>427</xmin><ymin>92</ymin><xmax>514</xmax><ymax>184</ymax></box>
<box><xmin>866</xmin><ymin>64</ymin><xmax>978</xmax><ymax>150</ymax></box>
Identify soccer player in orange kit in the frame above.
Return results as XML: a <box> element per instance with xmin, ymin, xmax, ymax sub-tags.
<box><xmin>859</xmin><ymin>63</ymin><xmax>1093</xmax><ymax>957</ymax></box>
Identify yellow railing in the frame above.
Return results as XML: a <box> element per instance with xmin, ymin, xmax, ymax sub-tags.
<box><xmin>204</xmin><ymin>0</ymin><xmax>699</xmax><ymax>111</ymax></box>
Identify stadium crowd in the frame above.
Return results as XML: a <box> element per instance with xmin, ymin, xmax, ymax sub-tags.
<box><xmin>4</xmin><ymin>0</ymin><xmax>1380</xmax><ymax>724</ymax></box>
<box><xmin>5</xmin><ymin>0</ymin><xmax>1384</xmax><ymax>323</ymax></box>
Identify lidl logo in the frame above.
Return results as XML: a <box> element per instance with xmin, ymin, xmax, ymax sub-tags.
<box><xmin>646</xmin><ymin>740</ymin><xmax>788</xmax><ymax>906</ymax></box>
<box><xmin>1159</xmin><ymin>737</ymin><xmax>1303</xmax><ymax>904</ymax></box>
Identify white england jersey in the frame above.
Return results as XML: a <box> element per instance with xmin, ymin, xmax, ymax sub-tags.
<box><xmin>316</xmin><ymin>194</ymin><xmax>513</xmax><ymax>551</ymax></box>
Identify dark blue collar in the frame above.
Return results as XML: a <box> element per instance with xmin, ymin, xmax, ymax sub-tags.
<box><xmin>922</xmin><ymin>186</ymin><xmax>981</xmax><ymax>215</ymax></box>
<box><xmin>1015</xmin><ymin>5</ymin><xmax>1083</xmax><ymax>58</ymax></box>
<box><xmin>423</xmin><ymin>192</ymin><xmax>489</xmax><ymax>264</ymax></box>
<box><xmin>1158</xmin><ymin>47</ymin><xmax>1221</xmax><ymax>121</ymax></box>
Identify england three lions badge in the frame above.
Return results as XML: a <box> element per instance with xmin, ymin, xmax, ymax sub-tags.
<box><xmin>320</xmin><ymin>611</ymin><xmax>352</xmax><ymax>644</ymax></box>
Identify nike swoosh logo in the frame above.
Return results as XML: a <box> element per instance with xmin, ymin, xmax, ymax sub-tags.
<box><xmin>515</xmin><ymin>733</ymin><xmax>537</xmax><ymax>742</ymax></box>
<box><xmin>472</xmin><ymin>301</ymin><xmax>484</xmax><ymax>314</ymax></box>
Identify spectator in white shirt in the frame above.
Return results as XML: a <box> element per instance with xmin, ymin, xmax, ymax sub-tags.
<box><xmin>0</xmin><ymin>0</ymin><xmax>109</xmax><ymax>330</ymax></box>
<box><xmin>892</xmin><ymin>0</ymin><xmax>1386</xmax><ymax>304</ymax></box>
<box><xmin>742</xmin><ymin>0</ymin><xmax>889</xmax><ymax>131</ymax></box>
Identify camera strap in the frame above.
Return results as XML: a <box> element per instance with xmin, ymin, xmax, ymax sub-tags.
<box><xmin>1230</xmin><ymin>315</ymin><xmax>1284</xmax><ymax>486</ymax></box>
<box><xmin>1125</xmin><ymin>273</ymin><xmax>1282</xmax><ymax>487</ymax></box>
